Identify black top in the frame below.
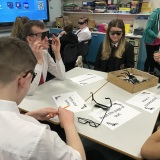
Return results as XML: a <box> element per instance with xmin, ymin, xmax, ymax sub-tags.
<box><xmin>60</xmin><ymin>32</ymin><xmax>78</xmax><ymax>56</ymax></box>
<box><xmin>94</xmin><ymin>41</ymin><xmax>134</xmax><ymax>72</ymax></box>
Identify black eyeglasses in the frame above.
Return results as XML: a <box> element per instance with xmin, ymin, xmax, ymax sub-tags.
<box><xmin>91</xmin><ymin>92</ymin><xmax>112</xmax><ymax>110</ymax></box>
<box><xmin>77</xmin><ymin>94</ymin><xmax>112</xmax><ymax>128</ymax></box>
<box><xmin>29</xmin><ymin>31</ymin><xmax>49</xmax><ymax>40</ymax></box>
<box><xmin>78</xmin><ymin>21</ymin><xmax>85</xmax><ymax>25</ymax></box>
<box><xmin>110</xmin><ymin>31</ymin><xmax>122</xmax><ymax>36</ymax></box>
<box><xmin>22</xmin><ymin>70</ymin><xmax>36</xmax><ymax>83</ymax></box>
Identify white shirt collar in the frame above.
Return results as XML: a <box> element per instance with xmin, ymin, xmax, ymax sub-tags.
<box><xmin>0</xmin><ymin>100</ymin><xmax>20</xmax><ymax>113</ymax></box>
<box><xmin>111</xmin><ymin>42</ymin><xmax>119</xmax><ymax>47</ymax></box>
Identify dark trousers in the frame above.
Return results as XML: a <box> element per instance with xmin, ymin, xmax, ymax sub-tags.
<box><xmin>144</xmin><ymin>44</ymin><xmax>160</xmax><ymax>72</ymax></box>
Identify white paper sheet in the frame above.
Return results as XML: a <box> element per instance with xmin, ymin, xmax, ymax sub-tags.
<box><xmin>89</xmin><ymin>101</ymin><xmax>140</xmax><ymax>130</ymax></box>
<box><xmin>70</xmin><ymin>73</ymin><xmax>104</xmax><ymax>86</ymax></box>
<box><xmin>126</xmin><ymin>90</ymin><xmax>160</xmax><ymax>113</ymax></box>
<box><xmin>52</xmin><ymin>92</ymin><xmax>90</xmax><ymax>112</ymax></box>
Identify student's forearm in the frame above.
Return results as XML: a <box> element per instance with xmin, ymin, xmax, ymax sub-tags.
<box><xmin>141</xmin><ymin>130</ymin><xmax>160</xmax><ymax>159</ymax></box>
<box><xmin>64</xmin><ymin>125</ymin><xmax>86</xmax><ymax>160</ymax></box>
<box><xmin>54</xmin><ymin>52</ymin><xmax>61</xmax><ymax>61</ymax></box>
<box><xmin>141</xmin><ymin>141</ymin><xmax>160</xmax><ymax>159</ymax></box>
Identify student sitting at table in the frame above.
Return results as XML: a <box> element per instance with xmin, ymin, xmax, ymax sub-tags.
<box><xmin>58</xmin><ymin>20</ymin><xmax>78</xmax><ymax>56</ymax></box>
<box><xmin>141</xmin><ymin>127</ymin><xmax>160</xmax><ymax>159</ymax></box>
<box><xmin>23</xmin><ymin>20</ymin><xmax>66</xmax><ymax>95</ymax></box>
<box><xmin>94</xmin><ymin>19</ymin><xmax>134</xmax><ymax>72</ymax></box>
<box><xmin>0</xmin><ymin>36</ymin><xmax>86</xmax><ymax>160</ymax></box>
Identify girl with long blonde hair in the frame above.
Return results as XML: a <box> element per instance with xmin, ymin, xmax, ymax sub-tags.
<box><xmin>94</xmin><ymin>19</ymin><xmax>134</xmax><ymax>72</ymax></box>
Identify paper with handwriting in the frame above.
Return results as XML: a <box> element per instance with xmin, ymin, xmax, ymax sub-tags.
<box><xmin>126</xmin><ymin>90</ymin><xmax>160</xmax><ymax>113</ymax></box>
<box><xmin>70</xmin><ymin>73</ymin><xmax>104</xmax><ymax>86</ymax></box>
<box><xmin>52</xmin><ymin>92</ymin><xmax>90</xmax><ymax>112</ymax></box>
<box><xmin>89</xmin><ymin>101</ymin><xmax>140</xmax><ymax>130</ymax></box>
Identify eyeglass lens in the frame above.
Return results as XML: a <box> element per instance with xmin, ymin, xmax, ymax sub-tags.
<box><xmin>41</xmin><ymin>31</ymin><xmax>49</xmax><ymax>40</ymax></box>
<box><xmin>78</xmin><ymin>21</ymin><xmax>85</xmax><ymax>25</ymax></box>
<box><xmin>110</xmin><ymin>31</ymin><xmax>122</xmax><ymax>36</ymax></box>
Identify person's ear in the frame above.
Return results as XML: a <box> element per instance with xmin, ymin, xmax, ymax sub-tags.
<box><xmin>17</xmin><ymin>73</ymin><xmax>31</xmax><ymax>89</ymax></box>
<box><xmin>26</xmin><ymin>36</ymin><xmax>32</xmax><ymax>43</ymax></box>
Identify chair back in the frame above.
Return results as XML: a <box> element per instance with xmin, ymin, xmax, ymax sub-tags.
<box><xmin>63</xmin><ymin>43</ymin><xmax>78</xmax><ymax>64</ymax></box>
<box><xmin>77</xmin><ymin>39</ymin><xmax>92</xmax><ymax>57</ymax></box>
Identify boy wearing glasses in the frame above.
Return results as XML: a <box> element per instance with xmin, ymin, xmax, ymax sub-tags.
<box><xmin>94</xmin><ymin>19</ymin><xmax>134</xmax><ymax>72</ymax></box>
<box><xmin>0</xmin><ymin>36</ymin><xmax>86</xmax><ymax>160</ymax></box>
<box><xmin>75</xmin><ymin>17</ymin><xmax>91</xmax><ymax>42</ymax></box>
<box><xmin>24</xmin><ymin>20</ymin><xmax>66</xmax><ymax>95</ymax></box>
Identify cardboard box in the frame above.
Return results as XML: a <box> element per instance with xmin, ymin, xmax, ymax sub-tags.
<box><xmin>88</xmin><ymin>19</ymin><xmax>96</xmax><ymax>29</ymax></box>
<box><xmin>56</xmin><ymin>17</ymin><xmax>64</xmax><ymax>28</ymax></box>
<box><xmin>56</xmin><ymin>16</ymin><xmax>70</xmax><ymax>28</ymax></box>
<box><xmin>107</xmin><ymin>68</ymin><xmax>158</xmax><ymax>93</ymax></box>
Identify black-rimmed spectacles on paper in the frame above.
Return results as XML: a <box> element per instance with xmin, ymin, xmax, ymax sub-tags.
<box><xmin>77</xmin><ymin>95</ymin><xmax>112</xmax><ymax>128</ymax></box>
<box><xmin>90</xmin><ymin>92</ymin><xmax>112</xmax><ymax>110</ymax></box>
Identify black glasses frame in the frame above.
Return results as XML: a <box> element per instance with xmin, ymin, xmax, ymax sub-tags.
<box><xmin>22</xmin><ymin>70</ymin><xmax>36</xmax><ymax>83</ymax></box>
<box><xmin>110</xmin><ymin>31</ymin><xmax>122</xmax><ymax>36</ymax></box>
<box><xmin>91</xmin><ymin>92</ymin><xmax>112</xmax><ymax>110</ymax></box>
<box><xmin>29</xmin><ymin>31</ymin><xmax>49</xmax><ymax>40</ymax></box>
<box><xmin>77</xmin><ymin>95</ymin><xmax>112</xmax><ymax>128</ymax></box>
<box><xmin>78</xmin><ymin>21</ymin><xmax>85</xmax><ymax>25</ymax></box>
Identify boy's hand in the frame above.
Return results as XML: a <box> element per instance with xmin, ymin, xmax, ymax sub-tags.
<box><xmin>29</xmin><ymin>40</ymin><xmax>43</xmax><ymax>64</ymax></box>
<box><xmin>51</xmin><ymin>35</ymin><xmax>61</xmax><ymax>60</ymax></box>
<box><xmin>26</xmin><ymin>108</ymin><xmax>58</xmax><ymax>121</ymax></box>
<box><xmin>58</xmin><ymin>107</ymin><xmax>74</xmax><ymax>128</ymax></box>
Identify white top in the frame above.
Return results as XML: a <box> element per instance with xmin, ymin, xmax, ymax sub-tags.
<box><xmin>75</xmin><ymin>27</ymin><xmax>91</xmax><ymax>42</ymax></box>
<box><xmin>0</xmin><ymin>100</ymin><xmax>81</xmax><ymax>160</ymax></box>
<box><xmin>28</xmin><ymin>50</ymin><xmax>66</xmax><ymax>96</ymax></box>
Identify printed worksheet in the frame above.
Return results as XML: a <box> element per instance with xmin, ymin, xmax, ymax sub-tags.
<box><xmin>89</xmin><ymin>101</ymin><xmax>140</xmax><ymax>130</ymax></box>
<box><xmin>52</xmin><ymin>92</ymin><xmax>90</xmax><ymax>112</ymax></box>
<box><xmin>126</xmin><ymin>90</ymin><xmax>160</xmax><ymax>113</ymax></box>
<box><xmin>70</xmin><ymin>73</ymin><xmax>104</xmax><ymax>86</ymax></box>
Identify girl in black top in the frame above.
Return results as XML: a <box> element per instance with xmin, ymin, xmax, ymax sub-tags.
<box><xmin>94</xmin><ymin>19</ymin><xmax>134</xmax><ymax>72</ymax></box>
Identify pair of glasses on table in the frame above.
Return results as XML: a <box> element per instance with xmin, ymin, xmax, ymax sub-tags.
<box><xmin>77</xmin><ymin>93</ymin><xmax>112</xmax><ymax>128</ymax></box>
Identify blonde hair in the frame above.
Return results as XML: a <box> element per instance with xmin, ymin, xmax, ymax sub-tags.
<box><xmin>11</xmin><ymin>16</ymin><xmax>29</xmax><ymax>39</ymax></box>
<box><xmin>102</xmin><ymin>19</ymin><xmax>126</xmax><ymax>60</ymax></box>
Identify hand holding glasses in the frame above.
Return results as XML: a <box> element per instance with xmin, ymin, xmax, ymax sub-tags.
<box><xmin>77</xmin><ymin>93</ymin><xmax>112</xmax><ymax>128</ymax></box>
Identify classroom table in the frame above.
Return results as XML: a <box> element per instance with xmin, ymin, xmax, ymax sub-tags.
<box><xmin>75</xmin><ymin>82</ymin><xmax>160</xmax><ymax>159</ymax></box>
<box><xmin>18</xmin><ymin>67</ymin><xmax>108</xmax><ymax>123</ymax></box>
<box><xmin>19</xmin><ymin>67</ymin><xmax>160</xmax><ymax>159</ymax></box>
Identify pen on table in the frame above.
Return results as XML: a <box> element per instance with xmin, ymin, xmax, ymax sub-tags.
<box><xmin>62</xmin><ymin>105</ymin><xmax>70</xmax><ymax>109</ymax></box>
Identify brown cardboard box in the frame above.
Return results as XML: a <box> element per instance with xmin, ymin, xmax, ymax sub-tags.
<box><xmin>88</xmin><ymin>19</ymin><xmax>96</xmax><ymax>29</ymax></box>
<box><xmin>107</xmin><ymin>68</ymin><xmax>158</xmax><ymax>93</ymax></box>
<box><xmin>63</xmin><ymin>16</ymin><xmax>69</xmax><ymax>21</ymax></box>
<box><xmin>56</xmin><ymin>17</ymin><xmax>64</xmax><ymax>28</ymax></box>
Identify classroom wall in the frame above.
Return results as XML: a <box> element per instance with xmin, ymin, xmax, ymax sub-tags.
<box><xmin>48</xmin><ymin>0</ymin><xmax>158</xmax><ymax>24</ymax></box>
<box><xmin>48</xmin><ymin>0</ymin><xmax>62</xmax><ymax>25</ymax></box>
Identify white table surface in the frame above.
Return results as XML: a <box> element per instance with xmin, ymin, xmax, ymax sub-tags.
<box><xmin>74</xmin><ymin>82</ymin><xmax>160</xmax><ymax>159</ymax></box>
<box><xmin>18</xmin><ymin>67</ymin><xmax>107</xmax><ymax>123</ymax></box>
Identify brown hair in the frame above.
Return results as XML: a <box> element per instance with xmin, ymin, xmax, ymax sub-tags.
<box><xmin>23</xmin><ymin>20</ymin><xmax>46</xmax><ymax>40</ymax></box>
<box><xmin>79</xmin><ymin>17</ymin><xmax>89</xmax><ymax>24</ymax></box>
<box><xmin>63</xmin><ymin>20</ymin><xmax>73</xmax><ymax>33</ymax></box>
<box><xmin>0</xmin><ymin>37</ymin><xmax>37</xmax><ymax>84</ymax></box>
<box><xmin>102</xmin><ymin>19</ymin><xmax>125</xmax><ymax>60</ymax></box>
<box><xmin>11</xmin><ymin>16</ymin><xmax>29</xmax><ymax>39</ymax></box>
